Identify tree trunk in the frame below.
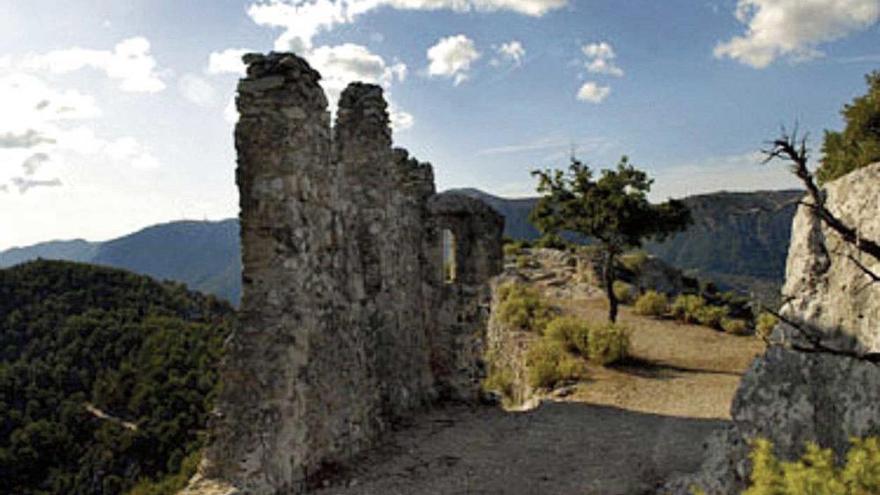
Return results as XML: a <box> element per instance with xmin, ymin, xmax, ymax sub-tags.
<box><xmin>602</xmin><ymin>250</ymin><xmax>618</xmax><ymax>323</ymax></box>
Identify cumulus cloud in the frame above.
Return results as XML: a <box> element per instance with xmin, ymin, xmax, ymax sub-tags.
<box><xmin>309</xmin><ymin>43</ymin><xmax>412</xmax><ymax>129</ymax></box>
<box><xmin>208</xmin><ymin>48</ymin><xmax>251</xmax><ymax>75</ymax></box>
<box><xmin>0</xmin><ymin>73</ymin><xmax>161</xmax><ymax>194</ymax></box>
<box><xmin>582</xmin><ymin>41</ymin><xmax>624</xmax><ymax>77</ymax></box>
<box><xmin>178</xmin><ymin>74</ymin><xmax>218</xmax><ymax>107</ymax></box>
<box><xmin>427</xmin><ymin>34</ymin><xmax>480</xmax><ymax>85</ymax></box>
<box><xmin>715</xmin><ymin>0</ymin><xmax>880</xmax><ymax>68</ymax></box>
<box><xmin>576</xmin><ymin>81</ymin><xmax>610</xmax><ymax>103</ymax></box>
<box><xmin>0</xmin><ymin>74</ymin><xmax>100</xmax><ymax>135</ymax></box>
<box><xmin>25</xmin><ymin>37</ymin><xmax>166</xmax><ymax>93</ymax></box>
<box><xmin>492</xmin><ymin>40</ymin><xmax>525</xmax><ymax>67</ymax></box>
<box><xmin>247</xmin><ymin>0</ymin><xmax>565</xmax><ymax>53</ymax></box>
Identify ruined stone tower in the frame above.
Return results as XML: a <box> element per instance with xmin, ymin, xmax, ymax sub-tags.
<box><xmin>197</xmin><ymin>52</ymin><xmax>503</xmax><ymax>494</ymax></box>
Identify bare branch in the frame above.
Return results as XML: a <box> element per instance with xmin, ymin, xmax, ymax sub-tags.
<box><xmin>763</xmin><ymin>127</ymin><xmax>880</xmax><ymax>263</ymax></box>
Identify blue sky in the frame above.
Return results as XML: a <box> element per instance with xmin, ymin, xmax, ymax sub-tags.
<box><xmin>1</xmin><ymin>0</ymin><xmax>879</xmax><ymax>249</ymax></box>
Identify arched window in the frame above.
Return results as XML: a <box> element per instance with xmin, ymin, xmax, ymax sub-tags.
<box><xmin>442</xmin><ymin>228</ymin><xmax>456</xmax><ymax>283</ymax></box>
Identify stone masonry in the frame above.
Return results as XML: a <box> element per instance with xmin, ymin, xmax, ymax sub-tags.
<box><xmin>195</xmin><ymin>52</ymin><xmax>503</xmax><ymax>494</ymax></box>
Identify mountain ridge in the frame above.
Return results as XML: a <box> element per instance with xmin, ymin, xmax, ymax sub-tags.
<box><xmin>0</xmin><ymin>188</ymin><xmax>803</xmax><ymax>304</ymax></box>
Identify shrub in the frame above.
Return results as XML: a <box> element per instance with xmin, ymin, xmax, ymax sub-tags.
<box><xmin>671</xmin><ymin>294</ymin><xmax>706</xmax><ymax>324</ymax></box>
<box><xmin>620</xmin><ymin>250</ymin><xmax>649</xmax><ymax>273</ymax></box>
<box><xmin>756</xmin><ymin>312</ymin><xmax>779</xmax><ymax>340</ymax></box>
<box><xmin>587</xmin><ymin>323</ymin><xmax>630</xmax><ymax>366</ymax></box>
<box><xmin>544</xmin><ymin>316</ymin><xmax>591</xmax><ymax>354</ymax></box>
<box><xmin>696</xmin><ymin>305</ymin><xmax>729</xmax><ymax>330</ymax></box>
<box><xmin>634</xmin><ymin>290</ymin><xmax>668</xmax><ymax>318</ymax></box>
<box><xmin>515</xmin><ymin>254</ymin><xmax>531</xmax><ymax>269</ymax></box>
<box><xmin>721</xmin><ymin>317</ymin><xmax>749</xmax><ymax>335</ymax></box>
<box><xmin>535</xmin><ymin>233</ymin><xmax>568</xmax><ymax>249</ymax></box>
<box><xmin>503</xmin><ymin>242</ymin><xmax>523</xmax><ymax>257</ymax></box>
<box><xmin>613</xmin><ymin>280</ymin><xmax>635</xmax><ymax>305</ymax></box>
<box><xmin>526</xmin><ymin>340</ymin><xmax>583</xmax><ymax>389</ymax></box>
<box><xmin>741</xmin><ymin>437</ymin><xmax>880</xmax><ymax>495</ymax></box>
<box><xmin>496</xmin><ymin>283</ymin><xmax>554</xmax><ymax>333</ymax></box>
<box><xmin>482</xmin><ymin>365</ymin><xmax>516</xmax><ymax>402</ymax></box>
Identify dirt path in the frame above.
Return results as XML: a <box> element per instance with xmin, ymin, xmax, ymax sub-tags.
<box><xmin>315</xmin><ymin>292</ymin><xmax>764</xmax><ymax>494</ymax></box>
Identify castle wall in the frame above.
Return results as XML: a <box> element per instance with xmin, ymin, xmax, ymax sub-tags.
<box><xmin>199</xmin><ymin>52</ymin><xmax>503</xmax><ymax>494</ymax></box>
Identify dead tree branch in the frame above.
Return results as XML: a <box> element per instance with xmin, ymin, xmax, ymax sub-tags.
<box><xmin>762</xmin><ymin>127</ymin><xmax>880</xmax><ymax>265</ymax></box>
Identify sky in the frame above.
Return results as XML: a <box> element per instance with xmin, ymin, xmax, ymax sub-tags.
<box><xmin>1</xmin><ymin>0</ymin><xmax>879</xmax><ymax>250</ymax></box>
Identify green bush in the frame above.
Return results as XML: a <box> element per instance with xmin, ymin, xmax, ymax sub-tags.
<box><xmin>756</xmin><ymin>312</ymin><xmax>779</xmax><ymax>340</ymax></box>
<box><xmin>535</xmin><ymin>233</ymin><xmax>568</xmax><ymax>249</ymax></box>
<box><xmin>695</xmin><ymin>305</ymin><xmax>729</xmax><ymax>330</ymax></box>
<box><xmin>525</xmin><ymin>340</ymin><xmax>583</xmax><ymax>389</ymax></box>
<box><xmin>721</xmin><ymin>317</ymin><xmax>749</xmax><ymax>335</ymax></box>
<box><xmin>503</xmin><ymin>242</ymin><xmax>523</xmax><ymax>257</ymax></box>
<box><xmin>544</xmin><ymin>316</ymin><xmax>591</xmax><ymax>354</ymax></box>
<box><xmin>620</xmin><ymin>250</ymin><xmax>649</xmax><ymax>273</ymax></box>
<box><xmin>496</xmin><ymin>283</ymin><xmax>554</xmax><ymax>333</ymax></box>
<box><xmin>740</xmin><ymin>437</ymin><xmax>880</xmax><ymax>495</ymax></box>
<box><xmin>613</xmin><ymin>280</ymin><xmax>635</xmax><ymax>305</ymax></box>
<box><xmin>482</xmin><ymin>365</ymin><xmax>516</xmax><ymax>402</ymax></box>
<box><xmin>634</xmin><ymin>290</ymin><xmax>668</xmax><ymax>318</ymax></box>
<box><xmin>587</xmin><ymin>323</ymin><xmax>630</xmax><ymax>366</ymax></box>
<box><xmin>671</xmin><ymin>294</ymin><xmax>706</xmax><ymax>324</ymax></box>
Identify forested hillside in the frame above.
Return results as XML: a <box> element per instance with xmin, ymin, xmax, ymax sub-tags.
<box><xmin>0</xmin><ymin>260</ymin><xmax>234</xmax><ymax>495</ymax></box>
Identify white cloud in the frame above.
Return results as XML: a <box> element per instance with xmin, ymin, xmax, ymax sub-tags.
<box><xmin>492</xmin><ymin>40</ymin><xmax>525</xmax><ymax>67</ymax></box>
<box><xmin>224</xmin><ymin>97</ymin><xmax>239</xmax><ymax>124</ymax></box>
<box><xmin>247</xmin><ymin>0</ymin><xmax>565</xmax><ymax>53</ymax></box>
<box><xmin>581</xmin><ymin>41</ymin><xmax>623</xmax><ymax>77</ymax></box>
<box><xmin>208</xmin><ymin>48</ymin><xmax>251</xmax><ymax>76</ymax></box>
<box><xmin>0</xmin><ymin>73</ymin><xmax>161</xmax><ymax>193</ymax></box>
<box><xmin>308</xmin><ymin>43</ymin><xmax>412</xmax><ymax>130</ymax></box>
<box><xmin>178</xmin><ymin>74</ymin><xmax>218</xmax><ymax>107</ymax></box>
<box><xmin>0</xmin><ymin>74</ymin><xmax>100</xmax><ymax>135</ymax></box>
<box><xmin>715</xmin><ymin>0</ymin><xmax>880</xmax><ymax>68</ymax></box>
<box><xmin>576</xmin><ymin>81</ymin><xmax>610</xmax><ymax>103</ymax></box>
<box><xmin>25</xmin><ymin>37</ymin><xmax>166</xmax><ymax>93</ymax></box>
<box><xmin>427</xmin><ymin>34</ymin><xmax>480</xmax><ymax>85</ymax></box>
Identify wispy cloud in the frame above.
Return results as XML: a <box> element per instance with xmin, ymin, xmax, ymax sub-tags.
<box><xmin>477</xmin><ymin>135</ymin><xmax>612</xmax><ymax>157</ymax></box>
<box><xmin>650</xmin><ymin>151</ymin><xmax>802</xmax><ymax>200</ymax></box>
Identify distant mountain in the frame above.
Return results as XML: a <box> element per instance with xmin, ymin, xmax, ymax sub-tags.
<box><xmin>0</xmin><ymin>188</ymin><xmax>803</xmax><ymax>304</ymax></box>
<box><xmin>0</xmin><ymin>239</ymin><xmax>99</xmax><ymax>267</ymax></box>
<box><xmin>451</xmin><ymin>187</ymin><xmax>803</xmax><ymax>297</ymax></box>
<box><xmin>0</xmin><ymin>219</ymin><xmax>241</xmax><ymax>305</ymax></box>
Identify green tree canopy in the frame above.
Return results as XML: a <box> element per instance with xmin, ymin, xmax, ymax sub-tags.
<box><xmin>530</xmin><ymin>156</ymin><xmax>691</xmax><ymax>322</ymax></box>
<box><xmin>819</xmin><ymin>70</ymin><xmax>880</xmax><ymax>184</ymax></box>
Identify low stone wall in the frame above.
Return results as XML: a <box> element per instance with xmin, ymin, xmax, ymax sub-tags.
<box><xmin>196</xmin><ymin>53</ymin><xmax>503</xmax><ymax>494</ymax></box>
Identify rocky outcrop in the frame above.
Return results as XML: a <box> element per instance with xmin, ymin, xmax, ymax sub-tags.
<box><xmin>779</xmin><ymin>162</ymin><xmax>880</xmax><ymax>353</ymax></box>
<box><xmin>193</xmin><ymin>53</ymin><xmax>503</xmax><ymax>495</ymax></box>
<box><xmin>664</xmin><ymin>163</ymin><xmax>880</xmax><ymax>494</ymax></box>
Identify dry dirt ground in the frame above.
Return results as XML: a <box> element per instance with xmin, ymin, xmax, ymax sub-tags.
<box><xmin>314</xmin><ymin>292</ymin><xmax>765</xmax><ymax>495</ymax></box>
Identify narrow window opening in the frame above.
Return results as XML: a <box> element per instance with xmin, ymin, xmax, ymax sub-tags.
<box><xmin>442</xmin><ymin>228</ymin><xmax>457</xmax><ymax>283</ymax></box>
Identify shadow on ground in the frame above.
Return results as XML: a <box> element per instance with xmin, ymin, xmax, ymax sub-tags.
<box><xmin>314</xmin><ymin>401</ymin><xmax>726</xmax><ymax>495</ymax></box>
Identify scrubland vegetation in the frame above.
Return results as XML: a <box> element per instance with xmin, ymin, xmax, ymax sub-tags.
<box><xmin>693</xmin><ymin>437</ymin><xmax>880</xmax><ymax>495</ymax></box>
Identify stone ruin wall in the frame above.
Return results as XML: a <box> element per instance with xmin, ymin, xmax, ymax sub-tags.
<box><xmin>197</xmin><ymin>52</ymin><xmax>503</xmax><ymax>494</ymax></box>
